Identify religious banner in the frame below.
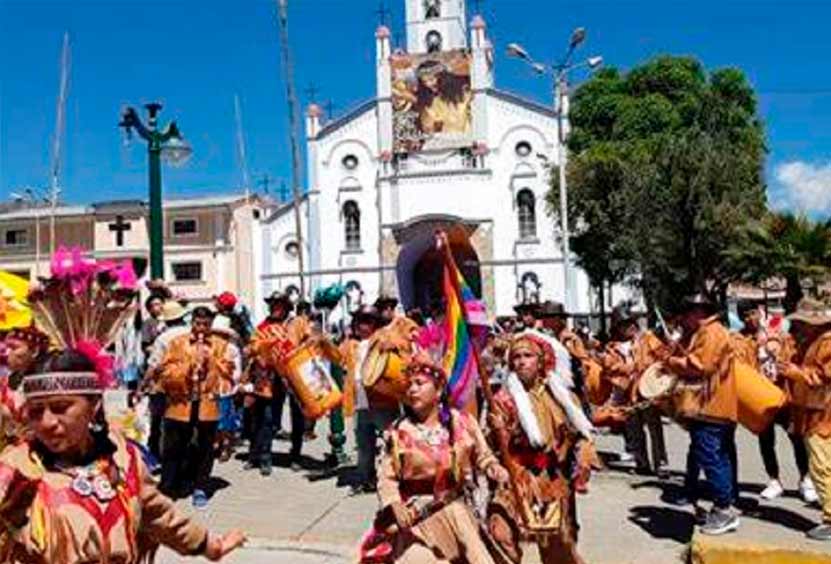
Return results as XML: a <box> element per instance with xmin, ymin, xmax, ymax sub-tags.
<box><xmin>390</xmin><ymin>49</ymin><xmax>473</xmax><ymax>153</ymax></box>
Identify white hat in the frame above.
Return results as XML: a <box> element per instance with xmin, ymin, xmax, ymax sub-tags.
<box><xmin>211</xmin><ymin>315</ymin><xmax>239</xmax><ymax>341</ymax></box>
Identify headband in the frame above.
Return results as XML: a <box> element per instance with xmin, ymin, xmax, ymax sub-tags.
<box><xmin>23</xmin><ymin>372</ymin><xmax>102</xmax><ymax>399</ymax></box>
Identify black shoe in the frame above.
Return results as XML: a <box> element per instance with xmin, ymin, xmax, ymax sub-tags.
<box><xmin>260</xmin><ymin>465</ymin><xmax>272</xmax><ymax>477</ymax></box>
<box><xmin>807</xmin><ymin>524</ymin><xmax>831</xmax><ymax>541</ymax></box>
<box><xmin>700</xmin><ymin>508</ymin><xmax>739</xmax><ymax>536</ymax></box>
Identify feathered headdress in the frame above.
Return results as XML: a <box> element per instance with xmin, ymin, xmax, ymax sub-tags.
<box><xmin>23</xmin><ymin>247</ymin><xmax>138</xmax><ymax>398</ymax></box>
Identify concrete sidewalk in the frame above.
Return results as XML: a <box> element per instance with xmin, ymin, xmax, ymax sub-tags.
<box><xmin>156</xmin><ymin>418</ymin><xmax>830</xmax><ymax>563</ymax></box>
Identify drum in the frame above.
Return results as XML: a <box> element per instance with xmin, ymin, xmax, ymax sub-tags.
<box><xmin>732</xmin><ymin>359</ymin><xmax>786</xmax><ymax>434</ymax></box>
<box><xmin>362</xmin><ymin>345</ymin><xmax>409</xmax><ymax>404</ymax></box>
<box><xmin>584</xmin><ymin>358</ymin><xmax>611</xmax><ymax>406</ymax></box>
<box><xmin>282</xmin><ymin>341</ymin><xmax>343</xmax><ymax>420</ymax></box>
<box><xmin>638</xmin><ymin>362</ymin><xmax>677</xmax><ymax>401</ymax></box>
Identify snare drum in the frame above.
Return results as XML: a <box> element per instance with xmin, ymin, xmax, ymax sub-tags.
<box><xmin>638</xmin><ymin>362</ymin><xmax>677</xmax><ymax>401</ymax></box>
<box><xmin>282</xmin><ymin>341</ymin><xmax>343</xmax><ymax>420</ymax></box>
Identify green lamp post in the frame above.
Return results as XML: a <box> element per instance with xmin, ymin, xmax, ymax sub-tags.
<box><xmin>119</xmin><ymin>103</ymin><xmax>192</xmax><ymax>280</ymax></box>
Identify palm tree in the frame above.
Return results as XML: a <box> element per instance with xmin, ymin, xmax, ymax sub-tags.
<box><xmin>724</xmin><ymin>211</ymin><xmax>831</xmax><ymax>312</ymax></box>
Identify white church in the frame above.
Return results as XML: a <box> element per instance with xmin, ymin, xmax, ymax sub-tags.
<box><xmin>256</xmin><ymin>0</ymin><xmax>625</xmax><ymax>319</ymax></box>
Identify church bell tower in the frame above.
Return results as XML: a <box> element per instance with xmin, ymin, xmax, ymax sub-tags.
<box><xmin>405</xmin><ymin>0</ymin><xmax>467</xmax><ymax>54</ymax></box>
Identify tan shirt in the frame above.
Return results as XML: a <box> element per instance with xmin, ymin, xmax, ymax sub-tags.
<box><xmin>789</xmin><ymin>332</ymin><xmax>831</xmax><ymax>437</ymax></box>
<box><xmin>0</xmin><ymin>432</ymin><xmax>207</xmax><ymax>563</ymax></box>
<box><xmin>160</xmin><ymin>333</ymin><xmax>234</xmax><ymax>422</ymax></box>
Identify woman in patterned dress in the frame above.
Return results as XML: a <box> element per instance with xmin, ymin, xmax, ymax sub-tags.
<box><xmin>0</xmin><ymin>348</ymin><xmax>246</xmax><ymax>563</ymax></box>
<box><xmin>370</xmin><ymin>350</ymin><xmax>509</xmax><ymax>563</ymax></box>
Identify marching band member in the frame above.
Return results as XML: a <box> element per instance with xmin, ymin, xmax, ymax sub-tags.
<box><xmin>366</xmin><ymin>347</ymin><xmax>508</xmax><ymax>563</ymax></box>
<box><xmin>602</xmin><ymin>309</ymin><xmax>669</xmax><ymax>476</ymax></box>
<box><xmin>736</xmin><ymin>303</ymin><xmax>814</xmax><ymax>503</ymax></box>
<box><xmin>352</xmin><ymin>308</ymin><xmax>414</xmax><ymax>495</ymax></box>
<box><xmin>777</xmin><ymin>298</ymin><xmax>831</xmax><ymax>540</ymax></box>
<box><xmin>486</xmin><ymin>334</ymin><xmax>597</xmax><ymax>564</ymax></box>
<box><xmin>158</xmin><ymin>306</ymin><xmax>234</xmax><ymax>508</ymax></box>
<box><xmin>665</xmin><ymin>295</ymin><xmax>739</xmax><ymax>535</ymax></box>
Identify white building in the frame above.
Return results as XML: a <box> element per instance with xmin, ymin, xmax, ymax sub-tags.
<box><xmin>259</xmin><ymin>0</ymin><xmax>632</xmax><ymax>318</ymax></box>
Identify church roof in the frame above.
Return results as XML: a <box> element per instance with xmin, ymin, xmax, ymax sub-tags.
<box><xmin>262</xmin><ymin>192</ymin><xmax>309</xmax><ymax>225</ymax></box>
<box><xmin>315</xmin><ymin>99</ymin><xmax>377</xmax><ymax>139</ymax></box>
<box><xmin>488</xmin><ymin>89</ymin><xmax>556</xmax><ymax>118</ymax></box>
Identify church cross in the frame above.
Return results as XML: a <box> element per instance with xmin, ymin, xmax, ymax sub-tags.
<box><xmin>258</xmin><ymin>173</ymin><xmax>273</xmax><ymax>194</ymax></box>
<box><xmin>304</xmin><ymin>83</ymin><xmax>319</xmax><ymax>103</ymax></box>
<box><xmin>375</xmin><ymin>1</ymin><xmax>391</xmax><ymax>27</ymax></box>
<box><xmin>108</xmin><ymin>215</ymin><xmax>132</xmax><ymax>247</ymax></box>
<box><xmin>324</xmin><ymin>99</ymin><xmax>337</xmax><ymax>120</ymax></box>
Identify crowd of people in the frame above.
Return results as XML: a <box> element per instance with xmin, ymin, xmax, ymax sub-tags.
<box><xmin>1</xmin><ymin>252</ymin><xmax>831</xmax><ymax>563</ymax></box>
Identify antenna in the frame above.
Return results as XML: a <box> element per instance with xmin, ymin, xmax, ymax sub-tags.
<box><xmin>234</xmin><ymin>94</ymin><xmax>251</xmax><ymax>200</ymax></box>
<box><xmin>49</xmin><ymin>32</ymin><xmax>70</xmax><ymax>207</ymax></box>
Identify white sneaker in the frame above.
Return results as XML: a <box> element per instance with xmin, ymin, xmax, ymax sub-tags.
<box><xmin>801</xmin><ymin>477</ymin><xmax>819</xmax><ymax>504</ymax></box>
<box><xmin>760</xmin><ymin>479</ymin><xmax>784</xmax><ymax>500</ymax></box>
<box><xmin>619</xmin><ymin>452</ymin><xmax>635</xmax><ymax>463</ymax></box>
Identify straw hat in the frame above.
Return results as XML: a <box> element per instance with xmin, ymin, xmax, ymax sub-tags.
<box><xmin>160</xmin><ymin>301</ymin><xmax>189</xmax><ymax>322</ymax></box>
<box><xmin>787</xmin><ymin>298</ymin><xmax>831</xmax><ymax>326</ymax></box>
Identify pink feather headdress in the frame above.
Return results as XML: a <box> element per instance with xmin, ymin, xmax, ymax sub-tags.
<box><xmin>23</xmin><ymin>247</ymin><xmax>137</xmax><ymax>398</ymax></box>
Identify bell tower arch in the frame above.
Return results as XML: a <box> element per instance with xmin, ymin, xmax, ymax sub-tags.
<box><xmin>405</xmin><ymin>0</ymin><xmax>467</xmax><ymax>54</ymax></box>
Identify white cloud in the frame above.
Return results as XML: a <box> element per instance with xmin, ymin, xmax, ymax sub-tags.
<box><xmin>774</xmin><ymin>160</ymin><xmax>831</xmax><ymax>214</ymax></box>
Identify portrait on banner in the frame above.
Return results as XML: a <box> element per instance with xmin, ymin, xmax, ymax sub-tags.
<box><xmin>390</xmin><ymin>49</ymin><xmax>473</xmax><ymax>153</ymax></box>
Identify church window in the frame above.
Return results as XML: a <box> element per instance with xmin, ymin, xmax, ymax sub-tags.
<box><xmin>426</xmin><ymin>30</ymin><xmax>443</xmax><ymax>53</ymax></box>
<box><xmin>171</xmin><ymin>261</ymin><xmax>202</xmax><ymax>282</ymax></box>
<box><xmin>515</xmin><ymin>141</ymin><xmax>532</xmax><ymax>157</ymax></box>
<box><xmin>519</xmin><ymin>272</ymin><xmax>540</xmax><ymax>304</ymax></box>
<box><xmin>284</xmin><ymin>241</ymin><xmax>299</xmax><ymax>259</ymax></box>
<box><xmin>343</xmin><ymin>200</ymin><xmax>361</xmax><ymax>251</ymax></box>
<box><xmin>517</xmin><ymin>189</ymin><xmax>537</xmax><ymax>239</ymax></box>
<box><xmin>342</xmin><ymin>154</ymin><xmax>359</xmax><ymax>170</ymax></box>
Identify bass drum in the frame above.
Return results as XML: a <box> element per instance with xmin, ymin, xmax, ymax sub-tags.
<box><xmin>282</xmin><ymin>341</ymin><xmax>343</xmax><ymax>420</ymax></box>
<box><xmin>362</xmin><ymin>344</ymin><xmax>409</xmax><ymax>405</ymax></box>
<box><xmin>638</xmin><ymin>362</ymin><xmax>676</xmax><ymax>402</ymax></box>
<box><xmin>732</xmin><ymin>359</ymin><xmax>786</xmax><ymax>435</ymax></box>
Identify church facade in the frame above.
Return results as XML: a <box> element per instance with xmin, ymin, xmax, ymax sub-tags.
<box><xmin>258</xmin><ymin>0</ymin><xmax>624</xmax><ymax>318</ymax></box>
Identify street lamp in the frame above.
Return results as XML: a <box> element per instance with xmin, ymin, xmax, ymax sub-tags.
<box><xmin>507</xmin><ymin>29</ymin><xmax>603</xmax><ymax>316</ymax></box>
<box><xmin>119</xmin><ymin>103</ymin><xmax>192</xmax><ymax>280</ymax></box>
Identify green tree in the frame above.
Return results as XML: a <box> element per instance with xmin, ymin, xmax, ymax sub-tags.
<box><xmin>550</xmin><ymin>55</ymin><xmax>767</xmax><ymax>312</ymax></box>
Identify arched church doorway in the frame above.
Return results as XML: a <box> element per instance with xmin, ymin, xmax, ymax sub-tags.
<box><xmin>395</xmin><ymin>219</ymin><xmax>482</xmax><ymax>314</ymax></box>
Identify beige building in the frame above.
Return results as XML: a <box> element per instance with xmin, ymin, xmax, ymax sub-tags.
<box><xmin>0</xmin><ymin>193</ymin><xmax>269</xmax><ymax>307</ymax></box>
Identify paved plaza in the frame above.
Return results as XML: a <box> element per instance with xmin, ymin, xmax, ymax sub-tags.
<box><xmin>155</xmin><ymin>415</ymin><xmax>831</xmax><ymax>564</ymax></box>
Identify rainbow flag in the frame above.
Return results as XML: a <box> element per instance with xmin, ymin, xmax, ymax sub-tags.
<box><xmin>441</xmin><ymin>246</ymin><xmax>485</xmax><ymax>411</ymax></box>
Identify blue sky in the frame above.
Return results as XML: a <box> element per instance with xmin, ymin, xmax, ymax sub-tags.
<box><xmin>1</xmin><ymin>0</ymin><xmax>830</xmax><ymax>213</ymax></box>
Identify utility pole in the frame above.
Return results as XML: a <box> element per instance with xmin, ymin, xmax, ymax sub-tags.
<box><xmin>48</xmin><ymin>31</ymin><xmax>70</xmax><ymax>255</ymax></box>
<box><xmin>234</xmin><ymin>94</ymin><xmax>251</xmax><ymax>201</ymax></box>
<box><xmin>276</xmin><ymin>0</ymin><xmax>306</xmax><ymax>297</ymax></box>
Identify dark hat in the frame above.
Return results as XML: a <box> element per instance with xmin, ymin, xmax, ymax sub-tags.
<box><xmin>374</xmin><ymin>295</ymin><xmax>399</xmax><ymax>310</ymax></box>
<box><xmin>535</xmin><ymin>300</ymin><xmax>567</xmax><ymax>319</ymax></box>
<box><xmin>295</xmin><ymin>300</ymin><xmax>312</xmax><ymax>315</ymax></box>
<box><xmin>264</xmin><ymin>291</ymin><xmax>292</xmax><ymax>307</ymax></box>
<box><xmin>681</xmin><ymin>293</ymin><xmax>719</xmax><ymax>314</ymax></box>
<box><xmin>514</xmin><ymin>302</ymin><xmax>541</xmax><ymax>316</ymax></box>
<box><xmin>352</xmin><ymin>305</ymin><xmax>382</xmax><ymax>325</ymax></box>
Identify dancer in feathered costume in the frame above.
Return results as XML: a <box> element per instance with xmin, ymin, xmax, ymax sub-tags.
<box><xmin>0</xmin><ymin>248</ymin><xmax>245</xmax><ymax>563</ymax></box>
<box><xmin>486</xmin><ymin>334</ymin><xmax>599</xmax><ymax>564</ymax></box>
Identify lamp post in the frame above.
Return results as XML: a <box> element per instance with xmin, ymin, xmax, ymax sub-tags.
<box><xmin>507</xmin><ymin>30</ymin><xmax>602</xmax><ymax>315</ymax></box>
<box><xmin>119</xmin><ymin>103</ymin><xmax>192</xmax><ymax>280</ymax></box>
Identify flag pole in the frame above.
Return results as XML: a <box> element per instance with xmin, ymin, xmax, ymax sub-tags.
<box><xmin>435</xmin><ymin>230</ymin><xmax>529</xmax><ymax>527</ymax></box>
